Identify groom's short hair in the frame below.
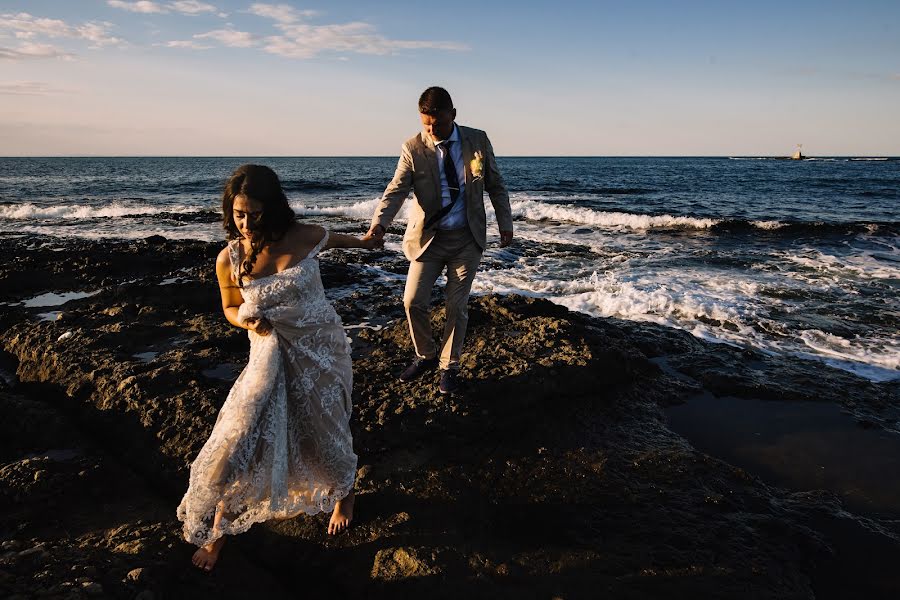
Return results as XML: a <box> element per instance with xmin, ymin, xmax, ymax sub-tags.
<box><xmin>419</xmin><ymin>87</ymin><xmax>453</xmax><ymax>115</ymax></box>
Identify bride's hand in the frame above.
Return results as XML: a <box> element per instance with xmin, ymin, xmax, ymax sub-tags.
<box><xmin>360</xmin><ymin>234</ymin><xmax>384</xmax><ymax>250</ymax></box>
<box><xmin>245</xmin><ymin>317</ymin><xmax>273</xmax><ymax>336</ymax></box>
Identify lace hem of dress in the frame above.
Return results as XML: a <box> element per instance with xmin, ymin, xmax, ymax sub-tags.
<box><xmin>177</xmin><ymin>480</ymin><xmax>354</xmax><ymax>547</ymax></box>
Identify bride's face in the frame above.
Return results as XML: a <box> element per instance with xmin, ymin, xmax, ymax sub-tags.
<box><xmin>232</xmin><ymin>194</ymin><xmax>264</xmax><ymax>239</ymax></box>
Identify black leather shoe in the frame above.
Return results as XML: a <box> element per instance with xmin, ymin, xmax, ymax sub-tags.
<box><xmin>399</xmin><ymin>357</ymin><xmax>438</xmax><ymax>381</ymax></box>
<box><xmin>439</xmin><ymin>369</ymin><xmax>460</xmax><ymax>395</ymax></box>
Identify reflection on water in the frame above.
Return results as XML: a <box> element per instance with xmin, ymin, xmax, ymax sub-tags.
<box><xmin>21</xmin><ymin>290</ymin><xmax>100</xmax><ymax>308</ymax></box>
<box><xmin>132</xmin><ymin>352</ymin><xmax>158</xmax><ymax>363</ymax></box>
<box><xmin>666</xmin><ymin>393</ymin><xmax>900</xmax><ymax>517</ymax></box>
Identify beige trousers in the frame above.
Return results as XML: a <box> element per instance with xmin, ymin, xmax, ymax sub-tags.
<box><xmin>403</xmin><ymin>228</ymin><xmax>483</xmax><ymax>370</ymax></box>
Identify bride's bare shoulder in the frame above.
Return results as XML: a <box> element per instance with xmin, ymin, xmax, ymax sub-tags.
<box><xmin>215</xmin><ymin>245</ymin><xmax>236</xmax><ymax>281</ymax></box>
<box><xmin>215</xmin><ymin>244</ymin><xmax>232</xmax><ymax>267</ymax></box>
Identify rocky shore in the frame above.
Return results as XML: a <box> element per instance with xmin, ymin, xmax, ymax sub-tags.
<box><xmin>1</xmin><ymin>233</ymin><xmax>898</xmax><ymax>599</ymax></box>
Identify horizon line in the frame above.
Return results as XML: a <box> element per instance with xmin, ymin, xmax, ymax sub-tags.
<box><xmin>2</xmin><ymin>155</ymin><xmax>898</xmax><ymax>159</ymax></box>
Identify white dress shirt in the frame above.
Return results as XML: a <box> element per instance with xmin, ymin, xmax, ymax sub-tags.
<box><xmin>434</xmin><ymin>124</ymin><xmax>467</xmax><ymax>230</ymax></box>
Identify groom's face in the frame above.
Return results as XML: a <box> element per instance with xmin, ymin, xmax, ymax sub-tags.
<box><xmin>420</xmin><ymin>108</ymin><xmax>456</xmax><ymax>142</ymax></box>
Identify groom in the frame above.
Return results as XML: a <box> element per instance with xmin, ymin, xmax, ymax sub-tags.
<box><xmin>367</xmin><ymin>86</ymin><xmax>513</xmax><ymax>394</ymax></box>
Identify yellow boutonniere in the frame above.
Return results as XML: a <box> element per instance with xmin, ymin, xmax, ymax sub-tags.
<box><xmin>470</xmin><ymin>151</ymin><xmax>484</xmax><ymax>180</ymax></box>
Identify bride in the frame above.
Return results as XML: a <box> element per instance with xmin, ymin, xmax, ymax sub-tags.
<box><xmin>177</xmin><ymin>164</ymin><xmax>382</xmax><ymax>571</ymax></box>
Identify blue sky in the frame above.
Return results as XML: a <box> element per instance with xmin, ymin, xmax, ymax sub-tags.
<box><xmin>1</xmin><ymin>1</ymin><xmax>898</xmax><ymax>155</ymax></box>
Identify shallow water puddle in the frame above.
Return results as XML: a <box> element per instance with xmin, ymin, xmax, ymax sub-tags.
<box><xmin>132</xmin><ymin>352</ymin><xmax>158</xmax><ymax>363</ymax></box>
<box><xmin>666</xmin><ymin>393</ymin><xmax>900</xmax><ymax>517</ymax></box>
<box><xmin>28</xmin><ymin>448</ymin><xmax>82</xmax><ymax>461</ymax></box>
<box><xmin>21</xmin><ymin>290</ymin><xmax>100</xmax><ymax>308</ymax></box>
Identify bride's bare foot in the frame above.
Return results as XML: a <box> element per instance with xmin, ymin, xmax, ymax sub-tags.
<box><xmin>191</xmin><ymin>537</ymin><xmax>225</xmax><ymax>571</ymax></box>
<box><xmin>328</xmin><ymin>492</ymin><xmax>355</xmax><ymax>535</ymax></box>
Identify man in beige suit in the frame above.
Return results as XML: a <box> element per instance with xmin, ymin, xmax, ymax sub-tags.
<box><xmin>367</xmin><ymin>87</ymin><xmax>513</xmax><ymax>394</ymax></box>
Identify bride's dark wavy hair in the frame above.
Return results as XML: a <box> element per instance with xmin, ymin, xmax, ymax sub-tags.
<box><xmin>222</xmin><ymin>164</ymin><xmax>296</xmax><ymax>286</ymax></box>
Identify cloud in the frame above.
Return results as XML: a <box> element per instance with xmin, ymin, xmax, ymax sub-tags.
<box><xmin>262</xmin><ymin>21</ymin><xmax>469</xmax><ymax>58</ymax></box>
<box><xmin>162</xmin><ymin>40</ymin><xmax>212</xmax><ymax>49</ymax></box>
<box><xmin>0</xmin><ymin>12</ymin><xmax>123</xmax><ymax>48</ymax></box>
<box><xmin>107</xmin><ymin>1</ymin><xmax>223</xmax><ymax>16</ymax></box>
<box><xmin>182</xmin><ymin>4</ymin><xmax>470</xmax><ymax>59</ymax></box>
<box><xmin>106</xmin><ymin>1</ymin><xmax>168</xmax><ymax>13</ymax></box>
<box><xmin>170</xmin><ymin>1</ymin><xmax>218</xmax><ymax>15</ymax></box>
<box><xmin>195</xmin><ymin>28</ymin><xmax>256</xmax><ymax>48</ymax></box>
<box><xmin>16</xmin><ymin>2</ymin><xmax>466</xmax><ymax>60</ymax></box>
<box><xmin>0</xmin><ymin>42</ymin><xmax>74</xmax><ymax>61</ymax></box>
<box><xmin>77</xmin><ymin>22</ymin><xmax>124</xmax><ymax>47</ymax></box>
<box><xmin>0</xmin><ymin>81</ymin><xmax>72</xmax><ymax>95</ymax></box>
<box><xmin>248</xmin><ymin>3</ymin><xmax>317</xmax><ymax>24</ymax></box>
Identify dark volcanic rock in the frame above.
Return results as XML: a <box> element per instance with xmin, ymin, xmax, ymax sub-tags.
<box><xmin>0</xmin><ymin>389</ymin><xmax>291</xmax><ymax>599</ymax></box>
<box><xmin>1</xmin><ymin>234</ymin><xmax>898</xmax><ymax>599</ymax></box>
<box><xmin>0</xmin><ymin>235</ymin><xmax>219</xmax><ymax>303</ymax></box>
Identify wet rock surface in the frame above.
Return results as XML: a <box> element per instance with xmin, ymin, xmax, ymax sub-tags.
<box><xmin>1</xmin><ymin>234</ymin><xmax>898</xmax><ymax>599</ymax></box>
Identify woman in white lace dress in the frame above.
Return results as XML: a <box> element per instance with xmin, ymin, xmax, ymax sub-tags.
<box><xmin>177</xmin><ymin>164</ymin><xmax>382</xmax><ymax>571</ymax></box>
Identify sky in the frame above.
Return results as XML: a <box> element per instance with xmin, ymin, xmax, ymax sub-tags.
<box><xmin>1</xmin><ymin>0</ymin><xmax>899</xmax><ymax>156</ymax></box>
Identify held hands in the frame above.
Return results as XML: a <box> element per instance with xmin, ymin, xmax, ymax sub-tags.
<box><xmin>361</xmin><ymin>223</ymin><xmax>386</xmax><ymax>250</ymax></box>
<box><xmin>245</xmin><ymin>317</ymin><xmax>273</xmax><ymax>336</ymax></box>
<box><xmin>365</xmin><ymin>223</ymin><xmax>386</xmax><ymax>241</ymax></box>
<box><xmin>360</xmin><ymin>232</ymin><xmax>385</xmax><ymax>250</ymax></box>
<box><xmin>499</xmin><ymin>230</ymin><xmax>514</xmax><ymax>248</ymax></box>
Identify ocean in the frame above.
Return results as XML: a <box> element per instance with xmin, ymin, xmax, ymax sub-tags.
<box><xmin>1</xmin><ymin>156</ymin><xmax>898</xmax><ymax>382</ymax></box>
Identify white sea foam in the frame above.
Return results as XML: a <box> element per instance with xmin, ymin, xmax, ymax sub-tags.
<box><xmin>10</xmin><ymin>224</ymin><xmax>222</xmax><ymax>242</ymax></box>
<box><xmin>291</xmin><ymin>198</ymin><xmax>410</xmax><ymax>222</ymax></box>
<box><xmin>491</xmin><ymin>226</ymin><xmax>620</xmax><ymax>257</ymax></box>
<box><xmin>798</xmin><ymin>330</ymin><xmax>900</xmax><ymax>376</ymax></box>
<box><xmin>0</xmin><ymin>202</ymin><xmax>206</xmax><ymax>220</ymax></box>
<box><xmin>776</xmin><ymin>248</ymin><xmax>900</xmax><ymax>281</ymax></box>
<box><xmin>751</xmin><ymin>220</ymin><xmax>785</xmax><ymax>230</ymax></box>
<box><xmin>553</xmin><ymin>271</ymin><xmax>757</xmax><ymax>326</ymax></box>
<box><xmin>472</xmin><ymin>263</ymin><xmax>899</xmax><ymax>381</ymax></box>
<box><xmin>509</xmin><ymin>199</ymin><xmax>719</xmax><ymax>230</ymax></box>
<box><xmin>1</xmin><ymin>196</ymin><xmax>835</xmax><ymax>239</ymax></box>
<box><xmin>4</xmin><ymin>192</ymin><xmax>895</xmax><ymax>381</ymax></box>
<box><xmin>475</xmin><ymin>267</ymin><xmax>759</xmax><ymax>329</ymax></box>
<box><xmin>382</xmin><ymin>240</ymin><xmax>404</xmax><ymax>255</ymax></box>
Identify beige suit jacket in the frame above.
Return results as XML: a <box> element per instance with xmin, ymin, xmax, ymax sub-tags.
<box><xmin>371</xmin><ymin>125</ymin><xmax>513</xmax><ymax>261</ymax></box>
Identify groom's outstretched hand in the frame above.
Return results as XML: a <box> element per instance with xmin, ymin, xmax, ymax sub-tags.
<box><xmin>500</xmin><ymin>230</ymin><xmax>514</xmax><ymax>247</ymax></box>
<box><xmin>366</xmin><ymin>224</ymin><xmax>386</xmax><ymax>241</ymax></box>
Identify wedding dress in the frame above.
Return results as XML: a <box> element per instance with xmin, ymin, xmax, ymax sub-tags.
<box><xmin>177</xmin><ymin>229</ymin><xmax>357</xmax><ymax>547</ymax></box>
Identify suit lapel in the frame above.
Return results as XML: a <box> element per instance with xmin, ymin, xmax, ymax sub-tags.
<box><xmin>420</xmin><ymin>133</ymin><xmax>441</xmax><ymax>204</ymax></box>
